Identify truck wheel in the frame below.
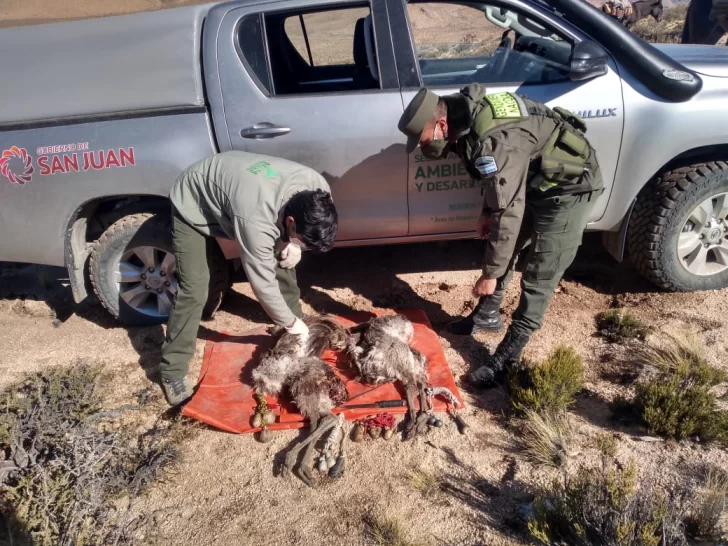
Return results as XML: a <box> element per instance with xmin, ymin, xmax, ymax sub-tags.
<box><xmin>89</xmin><ymin>212</ymin><xmax>231</xmax><ymax>326</ymax></box>
<box><xmin>628</xmin><ymin>162</ymin><xmax>728</xmax><ymax>291</ymax></box>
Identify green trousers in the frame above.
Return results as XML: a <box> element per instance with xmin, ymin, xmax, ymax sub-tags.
<box><xmin>495</xmin><ymin>191</ymin><xmax>598</xmax><ymax>336</ymax></box>
<box><xmin>160</xmin><ymin>210</ymin><xmax>303</xmax><ymax>381</ymax></box>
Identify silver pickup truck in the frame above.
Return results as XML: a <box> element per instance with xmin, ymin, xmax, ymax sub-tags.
<box><xmin>1</xmin><ymin>0</ymin><xmax>727</xmax><ymax>326</ymax></box>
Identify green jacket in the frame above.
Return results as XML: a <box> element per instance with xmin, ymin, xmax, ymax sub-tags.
<box><xmin>169</xmin><ymin>150</ymin><xmax>330</xmax><ymax>327</ymax></box>
<box><xmin>446</xmin><ymin>83</ymin><xmax>603</xmax><ymax>279</ymax></box>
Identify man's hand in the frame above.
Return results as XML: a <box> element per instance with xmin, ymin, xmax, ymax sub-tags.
<box><xmin>472</xmin><ymin>275</ymin><xmax>497</xmax><ymax>297</ymax></box>
<box><xmin>278</xmin><ymin>242</ymin><xmax>302</xmax><ymax>269</ymax></box>
<box><xmin>285</xmin><ymin>317</ymin><xmax>309</xmax><ymax>353</ymax></box>
<box><xmin>476</xmin><ymin>213</ymin><xmax>492</xmax><ymax>240</ymax></box>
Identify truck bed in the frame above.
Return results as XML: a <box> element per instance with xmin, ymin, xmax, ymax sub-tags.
<box><xmin>0</xmin><ymin>3</ymin><xmax>216</xmax><ymax>126</ymax></box>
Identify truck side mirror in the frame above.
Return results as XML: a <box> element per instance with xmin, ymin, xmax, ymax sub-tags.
<box><xmin>569</xmin><ymin>40</ymin><xmax>609</xmax><ymax>81</ymax></box>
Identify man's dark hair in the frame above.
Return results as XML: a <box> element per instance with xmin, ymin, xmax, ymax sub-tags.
<box><xmin>284</xmin><ymin>189</ymin><xmax>338</xmax><ymax>252</ymax></box>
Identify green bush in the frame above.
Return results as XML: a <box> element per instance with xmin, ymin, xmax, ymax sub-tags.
<box><xmin>509</xmin><ymin>345</ymin><xmax>585</xmax><ymax>416</ymax></box>
<box><xmin>634</xmin><ymin>333</ymin><xmax>728</xmax><ymax>443</ymax></box>
<box><xmin>528</xmin><ymin>434</ymin><xmax>689</xmax><ymax>546</ymax></box>
<box><xmin>595</xmin><ymin>309</ymin><xmax>652</xmax><ymax>343</ymax></box>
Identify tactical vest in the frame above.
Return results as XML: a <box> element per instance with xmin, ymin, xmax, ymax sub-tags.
<box><xmin>461</xmin><ymin>92</ymin><xmax>593</xmax><ymax>194</ymax></box>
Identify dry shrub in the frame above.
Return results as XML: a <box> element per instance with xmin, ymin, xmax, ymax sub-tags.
<box><xmin>509</xmin><ymin>345</ymin><xmax>584</xmax><ymax>416</ymax></box>
<box><xmin>595</xmin><ymin>309</ymin><xmax>652</xmax><ymax>343</ymax></box>
<box><xmin>0</xmin><ymin>362</ymin><xmax>185</xmax><ymax>546</ymax></box>
<box><xmin>634</xmin><ymin>332</ymin><xmax>728</xmax><ymax>443</ymax></box>
<box><xmin>518</xmin><ymin>409</ymin><xmax>574</xmax><ymax>469</ymax></box>
<box><xmin>364</xmin><ymin>513</ymin><xmax>425</xmax><ymax>546</ymax></box>
<box><xmin>528</xmin><ymin>433</ymin><xmax>690</xmax><ymax>546</ymax></box>
<box><xmin>685</xmin><ymin>467</ymin><xmax>728</xmax><ymax>539</ymax></box>
<box><xmin>408</xmin><ymin>467</ymin><xmax>442</xmax><ymax>499</ymax></box>
<box><xmin>632</xmin><ymin>5</ymin><xmax>689</xmax><ymax>44</ymax></box>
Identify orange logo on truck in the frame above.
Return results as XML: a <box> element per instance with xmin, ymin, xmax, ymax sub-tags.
<box><xmin>0</xmin><ymin>146</ymin><xmax>34</xmax><ymax>185</ymax></box>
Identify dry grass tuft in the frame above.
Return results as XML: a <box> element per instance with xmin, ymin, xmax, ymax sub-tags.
<box><xmin>408</xmin><ymin>467</ymin><xmax>442</xmax><ymax>499</ymax></box>
<box><xmin>595</xmin><ymin>309</ymin><xmax>652</xmax><ymax>343</ymax></box>
<box><xmin>633</xmin><ymin>331</ymin><xmax>728</xmax><ymax>443</ymax></box>
<box><xmin>685</xmin><ymin>467</ymin><xmax>728</xmax><ymax>539</ymax></box>
<box><xmin>364</xmin><ymin>513</ymin><xmax>425</xmax><ymax>546</ymax></box>
<box><xmin>509</xmin><ymin>345</ymin><xmax>585</xmax><ymax>416</ymax></box>
<box><xmin>518</xmin><ymin>409</ymin><xmax>574</xmax><ymax>469</ymax></box>
<box><xmin>632</xmin><ymin>5</ymin><xmax>689</xmax><ymax>44</ymax></box>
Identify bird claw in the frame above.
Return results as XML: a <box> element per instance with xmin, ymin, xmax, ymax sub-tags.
<box><xmin>402</xmin><ymin>419</ymin><xmax>417</xmax><ymax>441</ymax></box>
<box><xmin>296</xmin><ymin>466</ymin><xmax>316</xmax><ymax>488</ymax></box>
<box><xmin>416</xmin><ymin>412</ymin><xmax>430</xmax><ymax>435</ymax></box>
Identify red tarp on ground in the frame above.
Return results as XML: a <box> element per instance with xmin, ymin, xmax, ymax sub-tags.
<box><xmin>181</xmin><ymin>309</ymin><xmax>465</xmax><ymax>434</ymax></box>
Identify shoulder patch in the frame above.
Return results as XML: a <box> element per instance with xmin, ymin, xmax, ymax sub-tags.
<box><xmin>474</xmin><ymin>155</ymin><xmax>498</xmax><ymax>176</ymax></box>
<box><xmin>485</xmin><ymin>93</ymin><xmax>527</xmax><ymax>119</ymax></box>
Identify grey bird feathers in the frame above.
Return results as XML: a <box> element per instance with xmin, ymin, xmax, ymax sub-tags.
<box><xmin>251</xmin><ymin>313</ymin><xmax>431</xmax><ymax>486</ymax></box>
<box><xmin>348</xmin><ymin>314</ymin><xmax>428</xmax><ymax>387</ymax></box>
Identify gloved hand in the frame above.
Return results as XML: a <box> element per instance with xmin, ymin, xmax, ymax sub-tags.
<box><xmin>285</xmin><ymin>317</ymin><xmax>309</xmax><ymax>353</ymax></box>
<box><xmin>278</xmin><ymin>242</ymin><xmax>302</xmax><ymax>269</ymax></box>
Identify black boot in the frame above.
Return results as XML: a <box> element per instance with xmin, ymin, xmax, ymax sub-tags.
<box><xmin>469</xmin><ymin>328</ymin><xmax>530</xmax><ymax>387</ymax></box>
<box><xmin>447</xmin><ymin>290</ymin><xmax>504</xmax><ymax>335</ymax></box>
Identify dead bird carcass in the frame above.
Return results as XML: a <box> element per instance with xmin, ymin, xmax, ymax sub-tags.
<box><xmin>348</xmin><ymin>314</ymin><xmax>433</xmax><ymax>440</ymax></box>
<box><xmin>251</xmin><ymin>315</ymin><xmax>352</xmax><ymax>487</ymax></box>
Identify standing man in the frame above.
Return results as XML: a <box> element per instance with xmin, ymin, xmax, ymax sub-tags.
<box><xmin>160</xmin><ymin>150</ymin><xmax>338</xmax><ymax>406</ymax></box>
<box><xmin>681</xmin><ymin>0</ymin><xmax>727</xmax><ymax>45</ymax></box>
<box><xmin>398</xmin><ymin>84</ymin><xmax>603</xmax><ymax>387</ymax></box>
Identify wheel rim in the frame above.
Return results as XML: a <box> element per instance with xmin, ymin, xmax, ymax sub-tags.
<box><xmin>116</xmin><ymin>245</ymin><xmax>177</xmax><ymax>318</ymax></box>
<box><xmin>677</xmin><ymin>192</ymin><xmax>728</xmax><ymax>276</ymax></box>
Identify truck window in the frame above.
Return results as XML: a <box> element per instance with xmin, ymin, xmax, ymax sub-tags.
<box><xmin>405</xmin><ymin>2</ymin><xmax>574</xmax><ymax>87</ymax></box>
<box><xmin>237</xmin><ymin>14</ymin><xmax>272</xmax><ymax>95</ymax></box>
<box><xmin>263</xmin><ymin>5</ymin><xmax>380</xmax><ymax>95</ymax></box>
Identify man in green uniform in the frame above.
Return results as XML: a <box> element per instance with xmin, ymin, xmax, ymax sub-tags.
<box><xmin>399</xmin><ymin>83</ymin><xmax>603</xmax><ymax>387</ymax></box>
<box><xmin>160</xmin><ymin>150</ymin><xmax>338</xmax><ymax>406</ymax></box>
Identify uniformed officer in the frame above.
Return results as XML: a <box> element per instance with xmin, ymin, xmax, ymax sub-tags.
<box><xmin>398</xmin><ymin>83</ymin><xmax>603</xmax><ymax>387</ymax></box>
<box><xmin>160</xmin><ymin>150</ymin><xmax>338</xmax><ymax>405</ymax></box>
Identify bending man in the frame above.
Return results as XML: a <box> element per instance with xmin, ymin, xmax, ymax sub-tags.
<box><xmin>160</xmin><ymin>150</ymin><xmax>338</xmax><ymax>405</ymax></box>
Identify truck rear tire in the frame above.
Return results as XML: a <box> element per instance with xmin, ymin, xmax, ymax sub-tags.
<box><xmin>89</xmin><ymin>212</ymin><xmax>231</xmax><ymax>327</ymax></box>
<box><xmin>627</xmin><ymin>162</ymin><xmax>728</xmax><ymax>291</ymax></box>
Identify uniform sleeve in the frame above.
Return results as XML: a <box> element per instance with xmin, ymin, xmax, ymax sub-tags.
<box><xmin>471</xmin><ymin>134</ymin><xmax>531</xmax><ymax>279</ymax></box>
<box><xmin>233</xmin><ymin>217</ymin><xmax>296</xmax><ymax>328</ymax></box>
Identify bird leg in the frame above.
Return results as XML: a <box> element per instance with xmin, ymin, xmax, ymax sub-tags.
<box><xmin>415</xmin><ymin>382</ymin><xmax>431</xmax><ymax>435</ymax></box>
<box><xmin>402</xmin><ymin>384</ymin><xmax>419</xmax><ymax>441</ymax></box>
<box><xmin>283</xmin><ymin>413</ymin><xmax>339</xmax><ymax>488</ymax></box>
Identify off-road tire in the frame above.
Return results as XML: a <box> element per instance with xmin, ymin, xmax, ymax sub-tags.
<box><xmin>89</xmin><ymin>212</ymin><xmax>231</xmax><ymax>326</ymax></box>
<box><xmin>627</xmin><ymin>161</ymin><xmax>728</xmax><ymax>291</ymax></box>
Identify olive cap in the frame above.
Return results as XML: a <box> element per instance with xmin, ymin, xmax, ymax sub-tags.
<box><xmin>398</xmin><ymin>88</ymin><xmax>440</xmax><ymax>153</ymax></box>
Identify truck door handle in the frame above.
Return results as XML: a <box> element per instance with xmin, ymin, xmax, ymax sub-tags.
<box><xmin>240</xmin><ymin>122</ymin><xmax>291</xmax><ymax>139</ymax></box>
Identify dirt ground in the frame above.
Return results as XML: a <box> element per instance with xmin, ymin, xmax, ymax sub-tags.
<box><xmin>2</xmin><ymin>235</ymin><xmax>727</xmax><ymax>545</ymax></box>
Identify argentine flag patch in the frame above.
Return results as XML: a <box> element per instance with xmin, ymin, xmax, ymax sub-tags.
<box><xmin>474</xmin><ymin>156</ymin><xmax>498</xmax><ymax>176</ymax></box>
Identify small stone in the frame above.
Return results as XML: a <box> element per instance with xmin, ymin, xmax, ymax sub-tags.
<box><xmin>432</xmin><ymin>419</ymin><xmax>444</xmax><ymax>428</ymax></box>
<box><xmin>382</xmin><ymin>428</ymin><xmax>394</xmax><ymax>440</ymax></box>
<box><xmin>252</xmin><ymin>413</ymin><xmax>263</xmax><ymax>428</ymax></box>
<box><xmin>368</xmin><ymin>427</ymin><xmax>382</xmax><ymax>439</ymax></box>
<box><xmin>255</xmin><ymin>429</ymin><xmax>271</xmax><ymax>443</ymax></box>
<box><xmin>317</xmin><ymin>457</ymin><xmax>328</xmax><ymax>473</ymax></box>
<box><xmin>353</xmin><ymin>424</ymin><xmax>365</xmax><ymax>442</ymax></box>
